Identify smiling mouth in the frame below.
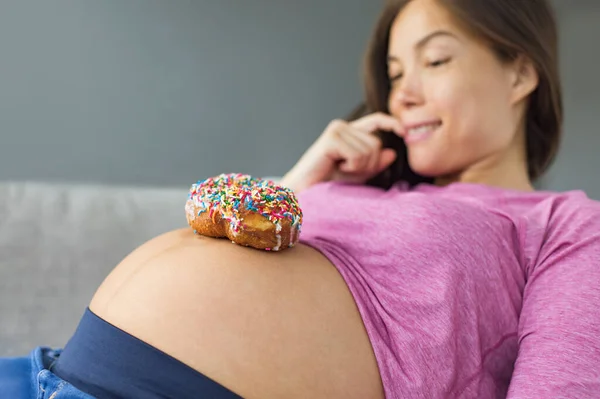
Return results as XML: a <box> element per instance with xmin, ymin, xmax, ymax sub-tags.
<box><xmin>405</xmin><ymin>121</ymin><xmax>442</xmax><ymax>143</ymax></box>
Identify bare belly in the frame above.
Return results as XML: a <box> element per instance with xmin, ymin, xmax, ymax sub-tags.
<box><xmin>89</xmin><ymin>229</ymin><xmax>384</xmax><ymax>399</ymax></box>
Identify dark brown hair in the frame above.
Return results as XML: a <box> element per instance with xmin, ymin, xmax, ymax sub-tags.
<box><xmin>353</xmin><ymin>0</ymin><xmax>562</xmax><ymax>189</ymax></box>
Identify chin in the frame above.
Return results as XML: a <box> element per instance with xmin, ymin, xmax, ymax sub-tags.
<box><xmin>406</xmin><ymin>154</ymin><xmax>448</xmax><ymax>179</ymax></box>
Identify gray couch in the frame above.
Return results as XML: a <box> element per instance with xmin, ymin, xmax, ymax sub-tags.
<box><xmin>0</xmin><ymin>181</ymin><xmax>189</xmax><ymax>357</ymax></box>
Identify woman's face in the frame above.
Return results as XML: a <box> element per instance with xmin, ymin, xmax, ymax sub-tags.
<box><xmin>387</xmin><ymin>0</ymin><xmax>536</xmax><ymax>180</ymax></box>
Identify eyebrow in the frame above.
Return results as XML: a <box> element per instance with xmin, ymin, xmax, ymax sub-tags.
<box><xmin>387</xmin><ymin>30</ymin><xmax>458</xmax><ymax>62</ymax></box>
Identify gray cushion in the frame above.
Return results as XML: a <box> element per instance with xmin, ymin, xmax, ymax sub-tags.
<box><xmin>0</xmin><ymin>181</ymin><xmax>188</xmax><ymax>356</ymax></box>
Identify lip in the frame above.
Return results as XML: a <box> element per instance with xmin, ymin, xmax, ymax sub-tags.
<box><xmin>403</xmin><ymin>119</ymin><xmax>441</xmax><ymax>130</ymax></box>
<box><xmin>402</xmin><ymin>119</ymin><xmax>442</xmax><ymax>144</ymax></box>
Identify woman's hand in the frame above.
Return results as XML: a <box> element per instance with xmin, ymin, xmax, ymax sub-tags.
<box><xmin>281</xmin><ymin>113</ymin><xmax>404</xmax><ymax>192</ymax></box>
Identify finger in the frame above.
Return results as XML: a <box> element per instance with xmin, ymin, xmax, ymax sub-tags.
<box><xmin>328</xmin><ymin>121</ymin><xmax>386</xmax><ymax>175</ymax></box>
<box><xmin>376</xmin><ymin>148</ymin><xmax>397</xmax><ymax>173</ymax></box>
<box><xmin>327</xmin><ymin>131</ymin><xmax>369</xmax><ymax>173</ymax></box>
<box><xmin>338</xmin><ymin>132</ymin><xmax>371</xmax><ymax>172</ymax></box>
<box><xmin>344</xmin><ymin>133</ymin><xmax>397</xmax><ymax>180</ymax></box>
<box><xmin>338</xmin><ymin>148</ymin><xmax>396</xmax><ymax>181</ymax></box>
<box><xmin>322</xmin><ymin>119</ymin><xmax>363</xmax><ymax>159</ymax></box>
<box><xmin>347</xmin><ymin>128</ymin><xmax>382</xmax><ymax>174</ymax></box>
<box><xmin>350</xmin><ymin>112</ymin><xmax>404</xmax><ymax>135</ymax></box>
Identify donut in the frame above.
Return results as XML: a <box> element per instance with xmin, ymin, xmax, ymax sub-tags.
<box><xmin>185</xmin><ymin>173</ymin><xmax>303</xmax><ymax>251</ymax></box>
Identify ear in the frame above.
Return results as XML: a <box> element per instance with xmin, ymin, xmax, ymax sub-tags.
<box><xmin>509</xmin><ymin>55</ymin><xmax>539</xmax><ymax>104</ymax></box>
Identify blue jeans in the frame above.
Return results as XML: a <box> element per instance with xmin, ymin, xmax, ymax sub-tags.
<box><xmin>0</xmin><ymin>347</ymin><xmax>93</xmax><ymax>399</ymax></box>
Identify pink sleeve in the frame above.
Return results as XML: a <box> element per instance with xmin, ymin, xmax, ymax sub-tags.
<box><xmin>507</xmin><ymin>206</ymin><xmax>600</xmax><ymax>398</ymax></box>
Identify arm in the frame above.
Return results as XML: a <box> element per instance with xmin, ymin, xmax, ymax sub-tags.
<box><xmin>507</xmin><ymin>213</ymin><xmax>600</xmax><ymax>397</ymax></box>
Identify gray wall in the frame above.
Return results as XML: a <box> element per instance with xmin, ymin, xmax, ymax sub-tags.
<box><xmin>0</xmin><ymin>1</ymin><xmax>598</xmax><ymax>198</ymax></box>
<box><xmin>0</xmin><ymin>0</ymin><xmax>381</xmax><ymax>187</ymax></box>
<box><xmin>540</xmin><ymin>1</ymin><xmax>600</xmax><ymax>198</ymax></box>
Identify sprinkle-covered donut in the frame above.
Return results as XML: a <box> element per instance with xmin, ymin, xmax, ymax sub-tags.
<box><xmin>185</xmin><ymin>173</ymin><xmax>302</xmax><ymax>251</ymax></box>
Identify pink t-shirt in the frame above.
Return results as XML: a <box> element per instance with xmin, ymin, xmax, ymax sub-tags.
<box><xmin>297</xmin><ymin>181</ymin><xmax>600</xmax><ymax>399</ymax></box>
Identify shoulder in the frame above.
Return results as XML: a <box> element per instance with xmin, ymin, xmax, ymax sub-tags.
<box><xmin>524</xmin><ymin>190</ymin><xmax>600</xmax><ymax>274</ymax></box>
<box><xmin>543</xmin><ymin>190</ymin><xmax>600</xmax><ymax>236</ymax></box>
<box><xmin>520</xmin><ymin>189</ymin><xmax>600</xmax><ymax>234</ymax></box>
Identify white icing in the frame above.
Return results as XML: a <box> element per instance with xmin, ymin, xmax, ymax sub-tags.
<box><xmin>185</xmin><ymin>200</ymin><xmax>196</xmax><ymax>221</ymax></box>
<box><xmin>273</xmin><ymin>233</ymin><xmax>282</xmax><ymax>251</ymax></box>
<box><xmin>289</xmin><ymin>223</ymin><xmax>298</xmax><ymax>247</ymax></box>
<box><xmin>273</xmin><ymin>221</ymin><xmax>282</xmax><ymax>251</ymax></box>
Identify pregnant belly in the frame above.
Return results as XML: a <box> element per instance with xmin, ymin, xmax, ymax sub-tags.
<box><xmin>89</xmin><ymin>228</ymin><xmax>384</xmax><ymax>399</ymax></box>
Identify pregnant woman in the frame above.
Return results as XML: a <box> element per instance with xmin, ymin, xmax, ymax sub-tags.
<box><xmin>3</xmin><ymin>0</ymin><xmax>600</xmax><ymax>398</ymax></box>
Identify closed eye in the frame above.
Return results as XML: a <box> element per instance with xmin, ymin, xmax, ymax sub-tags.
<box><xmin>389</xmin><ymin>73</ymin><xmax>403</xmax><ymax>83</ymax></box>
<box><xmin>428</xmin><ymin>58</ymin><xmax>451</xmax><ymax>68</ymax></box>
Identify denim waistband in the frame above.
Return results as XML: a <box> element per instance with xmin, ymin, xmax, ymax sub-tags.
<box><xmin>0</xmin><ymin>347</ymin><xmax>93</xmax><ymax>399</ymax></box>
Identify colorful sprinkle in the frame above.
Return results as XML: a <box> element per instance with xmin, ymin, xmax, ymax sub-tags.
<box><xmin>185</xmin><ymin>173</ymin><xmax>303</xmax><ymax>236</ymax></box>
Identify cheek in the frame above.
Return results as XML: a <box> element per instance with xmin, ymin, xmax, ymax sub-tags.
<box><xmin>426</xmin><ymin>78</ymin><xmax>474</xmax><ymax>140</ymax></box>
<box><xmin>429</xmin><ymin>74</ymin><xmax>508</xmax><ymax>148</ymax></box>
<box><xmin>428</xmin><ymin>83</ymin><xmax>463</xmax><ymax>121</ymax></box>
<box><xmin>387</xmin><ymin>88</ymin><xmax>401</xmax><ymax>117</ymax></box>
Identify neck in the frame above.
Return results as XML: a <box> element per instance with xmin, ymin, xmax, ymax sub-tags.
<box><xmin>434</xmin><ymin>145</ymin><xmax>534</xmax><ymax>192</ymax></box>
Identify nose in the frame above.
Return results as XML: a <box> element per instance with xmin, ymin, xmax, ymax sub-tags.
<box><xmin>389</xmin><ymin>71</ymin><xmax>424</xmax><ymax>112</ymax></box>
